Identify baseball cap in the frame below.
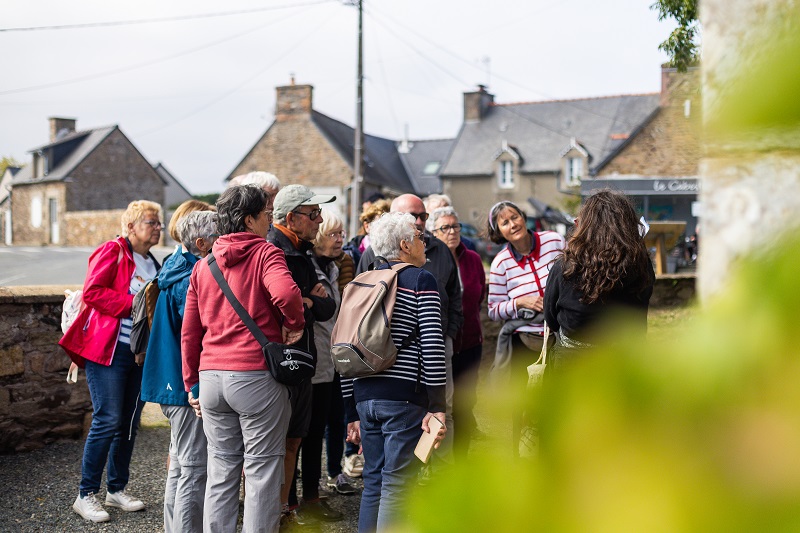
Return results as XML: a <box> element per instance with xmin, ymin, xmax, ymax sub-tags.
<box><xmin>273</xmin><ymin>184</ymin><xmax>336</xmax><ymax>220</ymax></box>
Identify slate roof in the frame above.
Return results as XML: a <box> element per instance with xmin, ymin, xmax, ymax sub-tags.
<box><xmin>441</xmin><ymin>94</ymin><xmax>660</xmax><ymax>177</ymax></box>
<box><xmin>12</xmin><ymin>126</ymin><xmax>117</xmax><ymax>185</ymax></box>
<box><xmin>397</xmin><ymin>138</ymin><xmax>454</xmax><ymax>196</ymax></box>
<box><xmin>311</xmin><ymin>111</ymin><xmax>416</xmax><ymax>194</ymax></box>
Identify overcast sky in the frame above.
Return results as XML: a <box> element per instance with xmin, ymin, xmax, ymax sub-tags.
<box><xmin>1</xmin><ymin>0</ymin><xmax>674</xmax><ymax>194</ymax></box>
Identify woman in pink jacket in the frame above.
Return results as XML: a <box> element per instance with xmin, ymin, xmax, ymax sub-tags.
<box><xmin>60</xmin><ymin>200</ymin><xmax>163</xmax><ymax>523</ymax></box>
<box><xmin>181</xmin><ymin>185</ymin><xmax>305</xmax><ymax>533</ymax></box>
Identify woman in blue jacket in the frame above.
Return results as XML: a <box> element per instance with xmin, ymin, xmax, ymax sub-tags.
<box><xmin>140</xmin><ymin>210</ymin><xmax>218</xmax><ymax>533</ymax></box>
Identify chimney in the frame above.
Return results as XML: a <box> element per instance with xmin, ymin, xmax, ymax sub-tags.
<box><xmin>463</xmin><ymin>85</ymin><xmax>494</xmax><ymax>123</ymax></box>
<box><xmin>49</xmin><ymin>117</ymin><xmax>76</xmax><ymax>142</ymax></box>
<box><xmin>275</xmin><ymin>81</ymin><xmax>313</xmax><ymax>122</ymax></box>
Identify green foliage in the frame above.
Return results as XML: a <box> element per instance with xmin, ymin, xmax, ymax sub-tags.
<box><xmin>651</xmin><ymin>0</ymin><xmax>699</xmax><ymax>72</ymax></box>
<box><xmin>0</xmin><ymin>156</ymin><xmax>22</xmax><ymax>176</ymax></box>
<box><xmin>190</xmin><ymin>193</ymin><xmax>220</xmax><ymax>207</ymax></box>
<box><xmin>402</xmin><ymin>238</ymin><xmax>800</xmax><ymax>531</ymax></box>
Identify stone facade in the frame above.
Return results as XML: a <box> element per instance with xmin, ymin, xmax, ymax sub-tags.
<box><xmin>0</xmin><ymin>285</ymin><xmax>89</xmax><ymax>454</ymax></box>
<box><xmin>598</xmin><ymin>67</ymin><xmax>701</xmax><ymax>178</ymax></box>
<box><xmin>228</xmin><ymin>84</ymin><xmax>352</xmax><ymax>189</ymax></box>
<box><xmin>11</xmin><ymin>127</ymin><xmax>165</xmax><ymax>246</ymax></box>
<box><xmin>64</xmin><ymin>209</ymin><xmax>127</xmax><ymax>247</ymax></box>
<box><xmin>9</xmin><ymin>182</ymin><xmax>67</xmax><ymax>245</ymax></box>
<box><xmin>443</xmin><ymin>173</ymin><xmax>562</xmax><ymax>226</ymax></box>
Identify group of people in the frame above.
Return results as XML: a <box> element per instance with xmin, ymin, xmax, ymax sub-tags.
<box><xmin>59</xmin><ymin>173</ymin><xmax>655</xmax><ymax>532</ymax></box>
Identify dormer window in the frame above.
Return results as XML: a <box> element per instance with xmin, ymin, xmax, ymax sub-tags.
<box><xmin>559</xmin><ymin>137</ymin><xmax>589</xmax><ymax>190</ymax></box>
<box><xmin>566</xmin><ymin>157</ymin><xmax>582</xmax><ymax>186</ymax></box>
<box><xmin>493</xmin><ymin>140</ymin><xmax>520</xmax><ymax>190</ymax></box>
<box><xmin>498</xmin><ymin>160</ymin><xmax>514</xmax><ymax>189</ymax></box>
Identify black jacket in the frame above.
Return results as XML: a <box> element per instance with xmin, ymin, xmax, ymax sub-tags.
<box><xmin>267</xmin><ymin>227</ymin><xmax>336</xmax><ymax>357</ymax></box>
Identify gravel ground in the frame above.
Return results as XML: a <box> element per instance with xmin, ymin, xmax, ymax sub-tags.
<box><xmin>0</xmin><ymin>406</ymin><xmax>362</xmax><ymax>532</ymax></box>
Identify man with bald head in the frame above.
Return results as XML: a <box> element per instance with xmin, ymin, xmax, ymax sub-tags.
<box><xmin>357</xmin><ymin>193</ymin><xmax>463</xmax><ymax>466</ymax></box>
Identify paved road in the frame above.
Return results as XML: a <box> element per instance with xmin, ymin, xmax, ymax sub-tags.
<box><xmin>0</xmin><ymin>246</ymin><xmax>175</xmax><ymax>286</ymax></box>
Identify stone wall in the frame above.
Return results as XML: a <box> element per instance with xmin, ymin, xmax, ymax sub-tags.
<box><xmin>64</xmin><ymin>209</ymin><xmax>125</xmax><ymax>247</ymax></box>
<box><xmin>0</xmin><ymin>285</ymin><xmax>88</xmax><ymax>454</ymax></box>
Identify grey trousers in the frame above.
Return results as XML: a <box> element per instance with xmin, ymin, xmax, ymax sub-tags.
<box><xmin>199</xmin><ymin>370</ymin><xmax>290</xmax><ymax>533</ymax></box>
<box><xmin>161</xmin><ymin>404</ymin><xmax>207</xmax><ymax>533</ymax></box>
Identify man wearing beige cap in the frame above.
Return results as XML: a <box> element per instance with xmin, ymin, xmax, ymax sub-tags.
<box><xmin>267</xmin><ymin>184</ymin><xmax>343</xmax><ymax>526</ymax></box>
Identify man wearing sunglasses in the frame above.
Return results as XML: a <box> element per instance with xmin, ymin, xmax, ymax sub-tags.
<box><xmin>267</xmin><ymin>184</ymin><xmax>342</xmax><ymax>525</ymax></box>
<box><xmin>356</xmin><ymin>193</ymin><xmax>463</xmax><ymax>467</ymax></box>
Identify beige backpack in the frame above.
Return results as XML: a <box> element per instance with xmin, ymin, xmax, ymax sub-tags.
<box><xmin>330</xmin><ymin>262</ymin><xmax>417</xmax><ymax>377</ymax></box>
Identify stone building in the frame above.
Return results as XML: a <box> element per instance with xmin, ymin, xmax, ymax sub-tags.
<box><xmin>9</xmin><ymin>118</ymin><xmax>170</xmax><ymax>246</ymax></box>
<box><xmin>439</xmin><ymin>85</ymin><xmax>660</xmax><ymax>228</ymax></box>
<box><xmin>226</xmin><ymin>80</ymin><xmax>418</xmax><ymax>220</ymax></box>
<box><xmin>583</xmin><ymin>66</ymin><xmax>702</xmax><ymax>235</ymax></box>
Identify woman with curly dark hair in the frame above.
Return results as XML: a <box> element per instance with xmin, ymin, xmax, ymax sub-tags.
<box><xmin>543</xmin><ymin>190</ymin><xmax>655</xmax><ymax>367</ymax></box>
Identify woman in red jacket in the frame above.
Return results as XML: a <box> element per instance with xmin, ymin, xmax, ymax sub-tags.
<box><xmin>60</xmin><ymin>200</ymin><xmax>163</xmax><ymax>523</ymax></box>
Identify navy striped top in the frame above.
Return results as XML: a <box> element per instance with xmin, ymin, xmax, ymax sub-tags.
<box><xmin>342</xmin><ymin>263</ymin><xmax>446</xmax><ymax>422</ymax></box>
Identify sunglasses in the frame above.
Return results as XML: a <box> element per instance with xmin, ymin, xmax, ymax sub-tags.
<box><xmin>408</xmin><ymin>212</ymin><xmax>429</xmax><ymax>223</ymax></box>
<box><xmin>292</xmin><ymin>208</ymin><xmax>322</xmax><ymax>221</ymax></box>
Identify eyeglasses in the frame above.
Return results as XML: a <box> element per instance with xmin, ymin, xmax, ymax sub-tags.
<box><xmin>141</xmin><ymin>219</ymin><xmax>162</xmax><ymax>228</ymax></box>
<box><xmin>414</xmin><ymin>231</ymin><xmax>425</xmax><ymax>242</ymax></box>
<box><xmin>292</xmin><ymin>208</ymin><xmax>321</xmax><ymax>221</ymax></box>
<box><xmin>408</xmin><ymin>212</ymin><xmax>429</xmax><ymax>223</ymax></box>
<box><xmin>263</xmin><ymin>209</ymin><xmax>274</xmax><ymax>220</ymax></box>
<box><xmin>207</xmin><ymin>233</ymin><xmax>220</xmax><ymax>239</ymax></box>
<box><xmin>325</xmin><ymin>230</ymin><xmax>346</xmax><ymax>240</ymax></box>
<box><xmin>433</xmin><ymin>223</ymin><xmax>461</xmax><ymax>234</ymax></box>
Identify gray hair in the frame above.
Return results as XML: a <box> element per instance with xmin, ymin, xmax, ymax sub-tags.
<box><xmin>229</xmin><ymin>171</ymin><xmax>281</xmax><ymax>193</ymax></box>
<box><xmin>429</xmin><ymin>206</ymin><xmax>458</xmax><ymax>231</ymax></box>
<box><xmin>370</xmin><ymin>212</ymin><xmax>416</xmax><ymax>260</ymax></box>
<box><xmin>178</xmin><ymin>211</ymin><xmax>218</xmax><ymax>256</ymax></box>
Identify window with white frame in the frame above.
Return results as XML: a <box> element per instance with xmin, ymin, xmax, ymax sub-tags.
<box><xmin>566</xmin><ymin>157</ymin><xmax>583</xmax><ymax>186</ymax></box>
<box><xmin>498</xmin><ymin>160</ymin><xmax>514</xmax><ymax>189</ymax></box>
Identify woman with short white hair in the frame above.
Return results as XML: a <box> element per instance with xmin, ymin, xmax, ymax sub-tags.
<box><xmin>343</xmin><ymin>211</ymin><xmax>447</xmax><ymax>532</ymax></box>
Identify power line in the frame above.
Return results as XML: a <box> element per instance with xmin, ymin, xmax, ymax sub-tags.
<box><xmin>0</xmin><ymin>0</ymin><xmax>333</xmax><ymax>32</ymax></box>
<box><xmin>135</xmin><ymin>9</ymin><xmax>335</xmax><ymax>138</ymax></box>
<box><xmin>0</xmin><ymin>6</ymin><xmax>314</xmax><ymax>96</ymax></box>
<box><xmin>365</xmin><ymin>3</ymin><xmax>644</xmax><ymax>129</ymax></box>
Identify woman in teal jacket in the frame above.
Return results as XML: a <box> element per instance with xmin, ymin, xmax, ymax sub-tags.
<box><xmin>141</xmin><ymin>210</ymin><xmax>218</xmax><ymax>533</ymax></box>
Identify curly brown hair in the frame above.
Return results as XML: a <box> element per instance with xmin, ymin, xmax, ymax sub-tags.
<box><xmin>562</xmin><ymin>190</ymin><xmax>652</xmax><ymax>304</ymax></box>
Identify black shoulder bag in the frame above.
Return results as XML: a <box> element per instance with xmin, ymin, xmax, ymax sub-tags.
<box><xmin>207</xmin><ymin>254</ymin><xmax>315</xmax><ymax>386</ymax></box>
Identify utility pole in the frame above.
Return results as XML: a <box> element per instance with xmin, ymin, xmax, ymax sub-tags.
<box><xmin>349</xmin><ymin>0</ymin><xmax>364</xmax><ymax>238</ymax></box>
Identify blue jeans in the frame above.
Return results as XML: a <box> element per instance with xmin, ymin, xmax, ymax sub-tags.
<box><xmin>79</xmin><ymin>342</ymin><xmax>144</xmax><ymax>497</ymax></box>
<box><xmin>356</xmin><ymin>399</ymin><xmax>426</xmax><ymax>532</ymax></box>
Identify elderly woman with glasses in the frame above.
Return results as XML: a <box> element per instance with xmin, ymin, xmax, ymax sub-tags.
<box><xmin>430</xmin><ymin>206</ymin><xmax>487</xmax><ymax>460</ymax></box>
<box><xmin>140</xmin><ymin>210</ymin><xmax>218</xmax><ymax>533</ymax></box>
<box><xmin>344</xmin><ymin>211</ymin><xmax>447</xmax><ymax>532</ymax></box>
<box><xmin>60</xmin><ymin>200</ymin><xmax>163</xmax><ymax>523</ymax></box>
<box><xmin>181</xmin><ymin>185</ymin><xmax>305</xmax><ymax>532</ymax></box>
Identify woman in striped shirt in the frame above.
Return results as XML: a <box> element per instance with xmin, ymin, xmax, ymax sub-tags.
<box><xmin>486</xmin><ymin>201</ymin><xmax>565</xmax><ymax>458</ymax></box>
<box><xmin>343</xmin><ymin>211</ymin><xmax>447</xmax><ymax>532</ymax></box>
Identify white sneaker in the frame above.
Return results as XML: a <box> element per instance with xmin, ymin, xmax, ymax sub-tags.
<box><xmin>105</xmin><ymin>489</ymin><xmax>145</xmax><ymax>512</ymax></box>
<box><xmin>342</xmin><ymin>454</ymin><xmax>364</xmax><ymax>478</ymax></box>
<box><xmin>73</xmin><ymin>493</ymin><xmax>110</xmax><ymax>522</ymax></box>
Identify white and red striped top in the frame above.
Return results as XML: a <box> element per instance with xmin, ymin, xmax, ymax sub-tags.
<box><xmin>488</xmin><ymin>230</ymin><xmax>566</xmax><ymax>334</ymax></box>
